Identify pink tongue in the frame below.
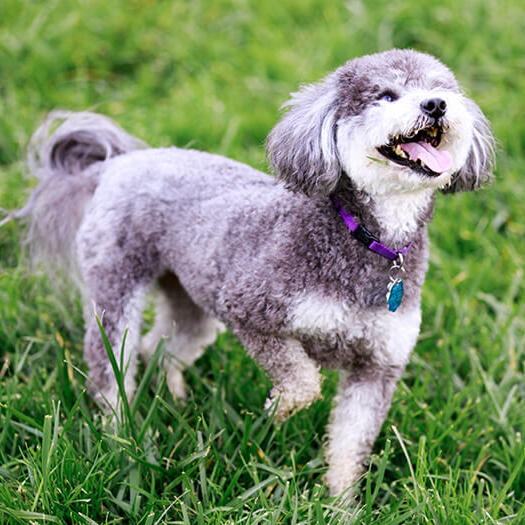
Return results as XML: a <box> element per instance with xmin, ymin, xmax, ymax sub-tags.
<box><xmin>400</xmin><ymin>141</ymin><xmax>452</xmax><ymax>174</ymax></box>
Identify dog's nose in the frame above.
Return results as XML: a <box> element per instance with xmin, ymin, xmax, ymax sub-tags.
<box><xmin>420</xmin><ymin>98</ymin><xmax>447</xmax><ymax>119</ymax></box>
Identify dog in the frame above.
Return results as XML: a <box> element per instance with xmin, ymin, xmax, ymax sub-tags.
<box><xmin>11</xmin><ymin>49</ymin><xmax>494</xmax><ymax>496</ymax></box>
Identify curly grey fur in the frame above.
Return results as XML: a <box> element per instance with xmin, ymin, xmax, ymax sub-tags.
<box><xmin>12</xmin><ymin>50</ymin><xmax>494</xmax><ymax>496</ymax></box>
<box><xmin>18</xmin><ymin>111</ymin><xmax>146</xmax><ymax>271</ymax></box>
<box><xmin>27</xmin><ymin>110</ymin><xmax>147</xmax><ymax>179</ymax></box>
<box><xmin>266</xmin><ymin>74</ymin><xmax>341</xmax><ymax>196</ymax></box>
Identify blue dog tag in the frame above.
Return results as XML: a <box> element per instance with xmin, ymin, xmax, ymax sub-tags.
<box><xmin>387</xmin><ymin>279</ymin><xmax>404</xmax><ymax>312</ymax></box>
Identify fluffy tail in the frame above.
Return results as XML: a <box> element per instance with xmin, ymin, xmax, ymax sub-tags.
<box><xmin>10</xmin><ymin>111</ymin><xmax>146</xmax><ymax>272</ymax></box>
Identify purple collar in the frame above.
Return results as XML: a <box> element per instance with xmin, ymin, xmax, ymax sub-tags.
<box><xmin>332</xmin><ymin>198</ymin><xmax>412</xmax><ymax>261</ymax></box>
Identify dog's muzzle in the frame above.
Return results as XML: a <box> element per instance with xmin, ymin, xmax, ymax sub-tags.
<box><xmin>377</xmin><ymin>119</ymin><xmax>452</xmax><ymax>176</ymax></box>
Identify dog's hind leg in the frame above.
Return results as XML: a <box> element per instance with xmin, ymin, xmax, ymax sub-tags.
<box><xmin>140</xmin><ymin>272</ymin><xmax>225</xmax><ymax>399</ymax></box>
<box><xmin>82</xmin><ymin>282</ymin><xmax>148</xmax><ymax>412</ymax></box>
<box><xmin>236</xmin><ymin>332</ymin><xmax>323</xmax><ymax>421</ymax></box>
<box><xmin>77</xmin><ymin>225</ymin><xmax>153</xmax><ymax>411</ymax></box>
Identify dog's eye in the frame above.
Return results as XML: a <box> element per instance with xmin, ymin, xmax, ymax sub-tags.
<box><xmin>378</xmin><ymin>91</ymin><xmax>398</xmax><ymax>102</ymax></box>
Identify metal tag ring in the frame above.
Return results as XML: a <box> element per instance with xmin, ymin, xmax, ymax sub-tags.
<box><xmin>389</xmin><ymin>261</ymin><xmax>406</xmax><ymax>281</ymax></box>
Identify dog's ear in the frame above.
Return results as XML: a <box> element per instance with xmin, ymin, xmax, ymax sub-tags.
<box><xmin>266</xmin><ymin>75</ymin><xmax>340</xmax><ymax>196</ymax></box>
<box><xmin>441</xmin><ymin>99</ymin><xmax>495</xmax><ymax>194</ymax></box>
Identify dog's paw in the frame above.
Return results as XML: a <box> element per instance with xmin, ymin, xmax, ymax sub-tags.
<box><xmin>140</xmin><ymin>331</ymin><xmax>163</xmax><ymax>360</ymax></box>
<box><xmin>166</xmin><ymin>368</ymin><xmax>187</xmax><ymax>400</ymax></box>
<box><xmin>264</xmin><ymin>373</ymin><xmax>323</xmax><ymax>422</ymax></box>
<box><xmin>324</xmin><ymin>462</ymin><xmax>363</xmax><ymax>499</ymax></box>
<box><xmin>264</xmin><ymin>388</ymin><xmax>294</xmax><ymax>421</ymax></box>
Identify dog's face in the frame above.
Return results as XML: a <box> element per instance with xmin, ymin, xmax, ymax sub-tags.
<box><xmin>267</xmin><ymin>49</ymin><xmax>494</xmax><ymax>197</ymax></box>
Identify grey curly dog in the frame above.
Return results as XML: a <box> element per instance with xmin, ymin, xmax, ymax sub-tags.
<box><xmin>10</xmin><ymin>49</ymin><xmax>494</xmax><ymax>495</ymax></box>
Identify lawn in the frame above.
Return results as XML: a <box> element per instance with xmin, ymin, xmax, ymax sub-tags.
<box><xmin>0</xmin><ymin>0</ymin><xmax>524</xmax><ymax>523</ymax></box>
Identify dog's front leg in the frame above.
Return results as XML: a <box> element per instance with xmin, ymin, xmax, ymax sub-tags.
<box><xmin>324</xmin><ymin>367</ymin><xmax>403</xmax><ymax>497</ymax></box>
<box><xmin>237</xmin><ymin>332</ymin><xmax>323</xmax><ymax>421</ymax></box>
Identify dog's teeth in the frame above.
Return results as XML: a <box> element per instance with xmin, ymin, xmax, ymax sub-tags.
<box><xmin>394</xmin><ymin>144</ymin><xmax>403</xmax><ymax>156</ymax></box>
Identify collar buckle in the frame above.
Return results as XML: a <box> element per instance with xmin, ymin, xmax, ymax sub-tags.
<box><xmin>351</xmin><ymin>224</ymin><xmax>380</xmax><ymax>248</ymax></box>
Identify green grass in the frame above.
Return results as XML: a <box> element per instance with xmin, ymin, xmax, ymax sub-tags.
<box><xmin>0</xmin><ymin>0</ymin><xmax>524</xmax><ymax>522</ymax></box>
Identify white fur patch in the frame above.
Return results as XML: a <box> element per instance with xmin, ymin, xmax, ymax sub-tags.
<box><xmin>289</xmin><ymin>293</ymin><xmax>421</xmax><ymax>367</ymax></box>
<box><xmin>371</xmin><ymin>189</ymin><xmax>433</xmax><ymax>244</ymax></box>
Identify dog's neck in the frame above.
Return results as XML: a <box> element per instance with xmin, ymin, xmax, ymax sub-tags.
<box><xmin>332</xmin><ymin>178</ymin><xmax>435</xmax><ymax>247</ymax></box>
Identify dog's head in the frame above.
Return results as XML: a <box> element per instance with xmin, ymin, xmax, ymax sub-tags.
<box><xmin>267</xmin><ymin>49</ymin><xmax>494</xmax><ymax>197</ymax></box>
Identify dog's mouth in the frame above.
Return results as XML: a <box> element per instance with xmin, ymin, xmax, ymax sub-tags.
<box><xmin>377</xmin><ymin>124</ymin><xmax>452</xmax><ymax>176</ymax></box>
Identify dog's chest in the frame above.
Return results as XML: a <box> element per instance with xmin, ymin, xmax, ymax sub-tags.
<box><xmin>288</xmin><ymin>293</ymin><xmax>421</xmax><ymax>369</ymax></box>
